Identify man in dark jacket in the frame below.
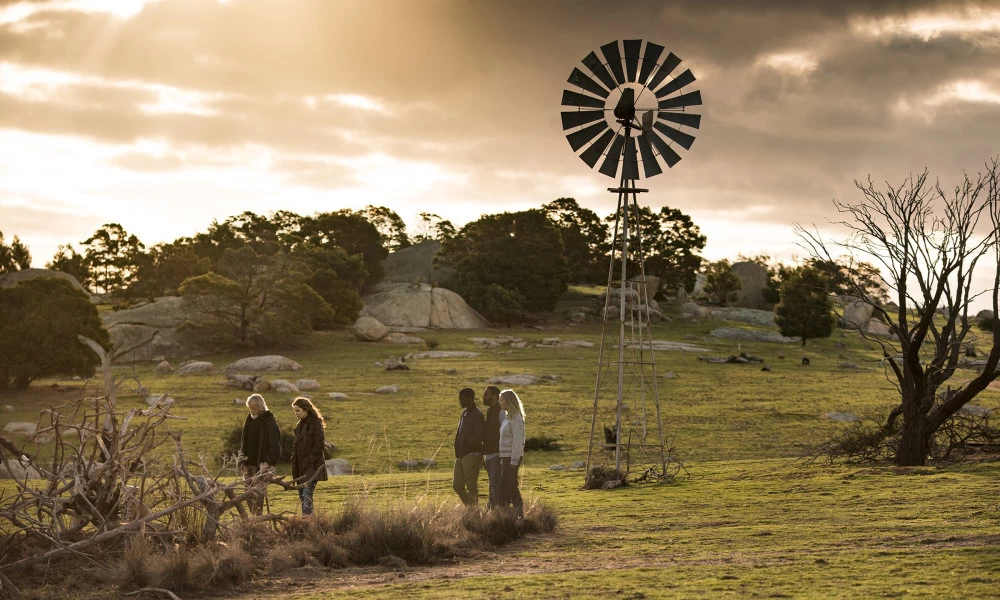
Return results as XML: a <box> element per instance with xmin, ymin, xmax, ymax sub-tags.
<box><xmin>240</xmin><ymin>393</ymin><xmax>281</xmax><ymax>515</ymax></box>
<box><xmin>453</xmin><ymin>387</ymin><xmax>485</xmax><ymax>506</ymax></box>
<box><xmin>481</xmin><ymin>386</ymin><xmax>503</xmax><ymax>509</ymax></box>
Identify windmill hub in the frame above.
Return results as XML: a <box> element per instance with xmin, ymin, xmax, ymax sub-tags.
<box><xmin>613</xmin><ymin>88</ymin><xmax>636</xmax><ymax>122</ymax></box>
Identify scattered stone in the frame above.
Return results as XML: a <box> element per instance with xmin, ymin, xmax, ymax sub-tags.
<box><xmin>839</xmin><ymin>362</ymin><xmax>858</xmax><ymax>369</ymax></box>
<box><xmin>628</xmin><ymin>340</ymin><xmax>709</xmax><ymax>352</ymax></box>
<box><xmin>711</xmin><ymin>307</ymin><xmax>777</xmax><ymax>327</ymax></box>
<box><xmin>825</xmin><ymin>412</ymin><xmax>860</xmax><ymax>422</ymax></box>
<box><xmin>381</xmin><ymin>332</ymin><xmax>425</xmax><ymax>344</ymax></box>
<box><xmin>375</xmin><ymin>385</ymin><xmax>400</xmax><ymax>394</ymax></box>
<box><xmin>2</xmin><ymin>405</ymin><xmax>14</xmax><ymax>412</ymax></box>
<box><xmin>663</xmin><ymin>372</ymin><xmax>676</xmax><ymax>379</ymax></box>
<box><xmin>137</xmin><ymin>385</ymin><xmax>150</xmax><ymax>396</ymax></box>
<box><xmin>683</xmin><ymin>333</ymin><xmax>699</xmax><ymax>340</ymax></box>
<box><xmin>270</xmin><ymin>380</ymin><xmax>300</xmax><ymax>394</ymax></box>
<box><xmin>223</xmin><ymin>355</ymin><xmax>302</xmax><ymax>372</ymax></box>
<box><xmin>295</xmin><ymin>379</ymin><xmax>321</xmax><ymax>391</ymax></box>
<box><xmin>153</xmin><ymin>360</ymin><xmax>173</xmax><ymax>375</ymax></box>
<box><xmin>325</xmin><ymin>458</ymin><xmax>352</xmax><ymax>476</ymax></box>
<box><xmin>398</xmin><ymin>459</ymin><xmax>421</xmax><ymax>470</ymax></box>
<box><xmin>540</xmin><ymin>374</ymin><xmax>561</xmax><ymax>382</ymax></box>
<box><xmin>802</xmin><ymin>357</ymin><xmax>811</xmax><ymax>366</ymax></box>
<box><xmin>0</xmin><ymin>460</ymin><xmax>41</xmax><ymax>480</ymax></box>
<box><xmin>680</xmin><ymin>301</ymin><xmax>712</xmax><ymax>320</ymax></box>
<box><xmin>233</xmin><ymin>398</ymin><xmax>245</xmax><ymax>405</ymax></box>
<box><xmin>146</xmin><ymin>394</ymin><xmax>174</xmax><ymax>408</ymax></box>
<box><xmin>601</xmin><ymin>479</ymin><xmax>624</xmax><ymax>490</ymax></box>
<box><xmin>486</xmin><ymin>374</ymin><xmax>540</xmax><ymax>385</ymax></box>
<box><xmin>761</xmin><ymin>365</ymin><xmax>771</xmax><ymax>372</ymax></box>
<box><xmin>412</xmin><ymin>351</ymin><xmax>479</xmax><ymax>359</ymax></box>
<box><xmin>549</xmin><ymin>464</ymin><xmax>567</xmax><ymax>471</ymax></box>
<box><xmin>511</xmin><ymin>342</ymin><xmax>528</xmax><ymax>348</ymax></box>
<box><xmin>839</xmin><ymin>297</ymin><xmax>875</xmax><ymax>329</ymax></box>
<box><xmin>420</xmin><ymin>458</ymin><xmax>437</xmax><ymax>467</ymax></box>
<box><xmin>355</xmin><ymin>316</ymin><xmax>389</xmax><ymax>341</ymax></box>
<box><xmin>964</xmin><ymin>343</ymin><xmax>979</xmax><ymax>358</ymax></box>
<box><xmin>385</xmin><ymin>357</ymin><xmax>409</xmax><ymax>371</ymax></box>
<box><xmin>570</xmin><ymin>460</ymin><xmax>586</xmax><ymax>469</ymax></box>
<box><xmin>2</xmin><ymin>422</ymin><xmax>36</xmax><ymax>439</ymax></box>
<box><xmin>253</xmin><ymin>378</ymin><xmax>270</xmax><ymax>393</ymax></box>
<box><xmin>174</xmin><ymin>361</ymin><xmax>215</xmax><ymax>375</ymax></box>
<box><xmin>777</xmin><ymin>352</ymin><xmax>785</xmax><ymax>359</ymax></box>
<box><xmin>327</xmin><ymin>392</ymin><xmax>350</xmax><ymax>400</ymax></box>
<box><xmin>469</xmin><ymin>336</ymin><xmax>523</xmax><ymax>347</ymax></box>
<box><xmin>863</xmin><ymin>319</ymin><xmax>892</xmax><ymax>337</ymax></box>
<box><xmin>958</xmin><ymin>405</ymin><xmax>991</xmax><ymax>417</ymax></box>
<box><xmin>226</xmin><ymin>373</ymin><xmax>259</xmax><ymax>390</ymax></box>
<box><xmin>710</xmin><ymin>328</ymin><xmax>800</xmax><ymax>344</ymax></box>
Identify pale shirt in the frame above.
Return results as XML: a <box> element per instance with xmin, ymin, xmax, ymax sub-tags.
<box><xmin>498</xmin><ymin>412</ymin><xmax>525</xmax><ymax>465</ymax></box>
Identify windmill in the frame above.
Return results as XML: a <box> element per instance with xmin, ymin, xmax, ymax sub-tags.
<box><xmin>560</xmin><ymin>40</ymin><xmax>702</xmax><ymax>482</ymax></box>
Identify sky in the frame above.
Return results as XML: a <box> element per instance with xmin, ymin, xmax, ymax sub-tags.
<box><xmin>2</xmin><ymin>0</ymin><xmax>1000</xmax><ymax>281</ymax></box>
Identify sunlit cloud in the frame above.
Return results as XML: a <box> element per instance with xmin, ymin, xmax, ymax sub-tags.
<box><xmin>852</xmin><ymin>7</ymin><xmax>1000</xmax><ymax>41</ymax></box>
<box><xmin>0</xmin><ymin>0</ymin><xmax>161</xmax><ymax>23</ymax></box>
<box><xmin>926</xmin><ymin>80</ymin><xmax>1000</xmax><ymax>105</ymax></box>
<box><xmin>758</xmin><ymin>52</ymin><xmax>817</xmax><ymax>75</ymax></box>
<box><xmin>0</xmin><ymin>62</ymin><xmax>230</xmax><ymax>116</ymax></box>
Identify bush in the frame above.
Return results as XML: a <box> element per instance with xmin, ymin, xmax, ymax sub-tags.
<box><xmin>977</xmin><ymin>315</ymin><xmax>994</xmax><ymax>331</ymax></box>
<box><xmin>524</xmin><ymin>435</ymin><xmax>561</xmax><ymax>451</ymax></box>
<box><xmin>583</xmin><ymin>464</ymin><xmax>625</xmax><ymax>490</ymax></box>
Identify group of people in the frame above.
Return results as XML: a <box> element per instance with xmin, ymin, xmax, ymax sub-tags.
<box><xmin>238</xmin><ymin>393</ymin><xmax>328</xmax><ymax>515</ymax></box>
<box><xmin>236</xmin><ymin>386</ymin><xmax>527</xmax><ymax>517</ymax></box>
<box><xmin>453</xmin><ymin>386</ymin><xmax>526</xmax><ymax>517</ymax></box>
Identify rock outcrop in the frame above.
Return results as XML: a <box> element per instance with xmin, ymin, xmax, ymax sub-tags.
<box><xmin>361</xmin><ymin>284</ymin><xmax>489</xmax><ymax>329</ymax></box>
<box><xmin>101</xmin><ymin>296</ymin><xmax>198</xmax><ymax>362</ymax></box>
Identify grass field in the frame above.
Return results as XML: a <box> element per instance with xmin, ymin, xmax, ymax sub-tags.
<box><xmin>3</xmin><ymin>294</ymin><xmax>1000</xmax><ymax>598</ymax></box>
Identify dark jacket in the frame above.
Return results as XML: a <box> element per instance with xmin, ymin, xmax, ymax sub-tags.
<box><xmin>484</xmin><ymin>402</ymin><xmax>503</xmax><ymax>455</ymax></box>
<box><xmin>292</xmin><ymin>414</ymin><xmax>329</xmax><ymax>483</ymax></box>
<box><xmin>240</xmin><ymin>410</ymin><xmax>281</xmax><ymax>467</ymax></box>
<box><xmin>454</xmin><ymin>405</ymin><xmax>485</xmax><ymax>458</ymax></box>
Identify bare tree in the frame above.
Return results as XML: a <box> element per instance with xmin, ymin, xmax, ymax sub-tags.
<box><xmin>798</xmin><ymin>158</ymin><xmax>1000</xmax><ymax>466</ymax></box>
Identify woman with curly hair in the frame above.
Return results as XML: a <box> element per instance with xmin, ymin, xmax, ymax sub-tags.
<box><xmin>291</xmin><ymin>396</ymin><xmax>328</xmax><ymax>515</ymax></box>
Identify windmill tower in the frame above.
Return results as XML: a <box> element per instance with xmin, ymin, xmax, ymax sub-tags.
<box><xmin>559</xmin><ymin>40</ymin><xmax>702</xmax><ymax>482</ymax></box>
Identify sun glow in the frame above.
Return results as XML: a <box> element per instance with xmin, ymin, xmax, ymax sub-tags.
<box><xmin>853</xmin><ymin>7</ymin><xmax>1000</xmax><ymax>41</ymax></box>
<box><xmin>758</xmin><ymin>52</ymin><xmax>818</xmax><ymax>75</ymax></box>
<box><xmin>0</xmin><ymin>0</ymin><xmax>161</xmax><ymax>23</ymax></box>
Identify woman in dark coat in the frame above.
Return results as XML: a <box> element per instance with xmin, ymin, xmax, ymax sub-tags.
<box><xmin>291</xmin><ymin>396</ymin><xmax>328</xmax><ymax>515</ymax></box>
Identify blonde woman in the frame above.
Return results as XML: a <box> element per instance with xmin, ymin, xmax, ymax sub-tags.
<box><xmin>291</xmin><ymin>396</ymin><xmax>328</xmax><ymax>515</ymax></box>
<box><xmin>497</xmin><ymin>389</ymin><xmax>526</xmax><ymax>518</ymax></box>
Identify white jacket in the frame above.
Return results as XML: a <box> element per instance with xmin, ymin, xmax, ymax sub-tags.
<box><xmin>498</xmin><ymin>412</ymin><xmax>525</xmax><ymax>465</ymax></box>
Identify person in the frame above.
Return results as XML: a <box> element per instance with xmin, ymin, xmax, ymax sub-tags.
<box><xmin>239</xmin><ymin>393</ymin><xmax>281</xmax><ymax>515</ymax></box>
<box><xmin>291</xmin><ymin>396</ymin><xmax>328</xmax><ymax>516</ymax></box>
<box><xmin>497</xmin><ymin>388</ymin><xmax>526</xmax><ymax>518</ymax></box>
<box><xmin>453</xmin><ymin>387</ymin><xmax>485</xmax><ymax>507</ymax></box>
<box><xmin>482</xmin><ymin>386</ymin><xmax>504</xmax><ymax>509</ymax></box>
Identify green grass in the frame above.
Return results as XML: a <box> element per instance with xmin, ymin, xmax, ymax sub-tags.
<box><xmin>3</xmin><ymin>301</ymin><xmax>1000</xmax><ymax>598</ymax></box>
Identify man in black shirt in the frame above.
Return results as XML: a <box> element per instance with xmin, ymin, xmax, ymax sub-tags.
<box><xmin>240</xmin><ymin>393</ymin><xmax>281</xmax><ymax>515</ymax></box>
<box><xmin>452</xmin><ymin>387</ymin><xmax>484</xmax><ymax>507</ymax></box>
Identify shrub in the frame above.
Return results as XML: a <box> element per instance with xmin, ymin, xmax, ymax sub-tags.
<box><xmin>524</xmin><ymin>435</ymin><xmax>561</xmax><ymax>451</ymax></box>
<box><xmin>583</xmin><ymin>464</ymin><xmax>625</xmax><ymax>490</ymax></box>
<box><xmin>425</xmin><ymin>338</ymin><xmax>440</xmax><ymax>349</ymax></box>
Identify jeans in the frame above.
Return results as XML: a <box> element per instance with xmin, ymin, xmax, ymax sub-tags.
<box><xmin>242</xmin><ymin>464</ymin><xmax>265</xmax><ymax>515</ymax></box>
<box><xmin>499</xmin><ymin>457</ymin><xmax>523</xmax><ymax>518</ymax></box>
<box><xmin>453</xmin><ymin>453</ymin><xmax>482</xmax><ymax>506</ymax></box>
<box><xmin>298</xmin><ymin>480</ymin><xmax>318</xmax><ymax>515</ymax></box>
<box><xmin>484</xmin><ymin>454</ymin><xmax>501</xmax><ymax>509</ymax></box>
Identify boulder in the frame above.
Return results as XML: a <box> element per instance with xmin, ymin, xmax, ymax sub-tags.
<box><xmin>355</xmin><ymin>316</ymin><xmax>388</xmax><ymax>342</ymax></box>
<box><xmin>863</xmin><ymin>319</ymin><xmax>892</xmax><ymax>336</ymax></box>
<box><xmin>295</xmin><ymin>379</ymin><xmax>321</xmax><ymax>391</ymax></box>
<box><xmin>0</xmin><ymin>460</ymin><xmax>41</xmax><ymax>480</ymax></box>
<box><xmin>680</xmin><ymin>302</ymin><xmax>711</xmax><ymax>320</ymax></box>
<box><xmin>976</xmin><ymin>309</ymin><xmax>994</xmax><ymax>321</ymax></box>
<box><xmin>381</xmin><ymin>332</ymin><xmax>425</xmax><ymax>344</ymax></box>
<box><xmin>384</xmin><ymin>357</ymin><xmax>409</xmax><ymax>371</ymax></box>
<box><xmin>2</xmin><ymin>422</ymin><xmax>36</xmax><ymax>439</ymax></box>
<box><xmin>958</xmin><ymin>405</ymin><xmax>990</xmax><ymax>417</ymax></box>
<box><xmin>630</xmin><ymin>275</ymin><xmax>661</xmax><ymax>299</ymax></box>
<box><xmin>224</xmin><ymin>355</ymin><xmax>302</xmax><ymax>372</ymax></box>
<box><xmin>570</xmin><ymin>460</ymin><xmax>586</xmax><ymax>469</ymax></box>
<box><xmin>420</xmin><ymin>458</ymin><xmax>437</xmax><ymax>467</ymax></box>
<box><xmin>327</xmin><ymin>392</ymin><xmax>350</xmax><ymax>400</ymax></box>
<box><xmin>153</xmin><ymin>360</ymin><xmax>173</xmax><ymax>375</ymax></box>
<box><xmin>145</xmin><ymin>394</ymin><xmax>174</xmax><ymax>408</ymax></box>
<box><xmin>486</xmin><ymin>374</ymin><xmax>540</xmax><ymax>385</ymax></box>
<box><xmin>825</xmin><ymin>412</ymin><xmax>860</xmax><ymax>422</ymax></box>
<box><xmin>360</xmin><ymin>283</ymin><xmax>490</xmax><ymax>329</ymax></box>
<box><xmin>711</xmin><ymin>307</ymin><xmax>776</xmax><ymax>327</ymax></box>
<box><xmin>270</xmin><ymin>380</ymin><xmax>300</xmax><ymax>394</ymax></box>
<box><xmin>730</xmin><ymin>261</ymin><xmax>771</xmax><ymax>310</ymax></box>
<box><xmin>0</xmin><ymin>268</ymin><xmax>87</xmax><ymax>293</ymax></box>
<box><xmin>840</xmin><ymin>298</ymin><xmax>875</xmax><ymax>329</ymax></box>
<box><xmin>398</xmin><ymin>459</ymin><xmax>422</xmax><ymax>470</ymax></box>
<box><xmin>253</xmin><ymin>378</ymin><xmax>270</xmax><ymax>393</ymax></box>
<box><xmin>375</xmin><ymin>385</ymin><xmax>400</xmax><ymax>394</ymax></box>
<box><xmin>412</xmin><ymin>351</ymin><xmax>479</xmax><ymax>359</ymax></box>
<box><xmin>710</xmin><ymin>328</ymin><xmax>800</xmax><ymax>344</ymax></box>
<box><xmin>325</xmin><ymin>458</ymin><xmax>353</xmax><ymax>476</ymax></box>
<box><xmin>174</xmin><ymin>361</ymin><xmax>215</xmax><ymax>375</ymax></box>
<box><xmin>549</xmin><ymin>465</ymin><xmax>567</xmax><ymax>471</ymax></box>
<box><xmin>101</xmin><ymin>296</ymin><xmax>202</xmax><ymax>363</ymax></box>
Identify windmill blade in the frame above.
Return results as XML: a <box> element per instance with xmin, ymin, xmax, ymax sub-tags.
<box><xmin>653</xmin><ymin>121</ymin><xmax>696</xmax><ymax>150</ymax></box>
<box><xmin>623</xmin><ymin>39</ymin><xmax>642</xmax><ymax>83</ymax></box>
<box><xmin>598</xmin><ymin>133</ymin><xmax>626</xmax><ymax>177</ymax></box>
<box><xmin>658</xmin><ymin>111</ymin><xmax>702</xmax><ymax>129</ymax></box>
<box><xmin>622</xmin><ymin>136</ymin><xmax>640</xmax><ymax>179</ymax></box>
<box><xmin>658</xmin><ymin>90</ymin><xmax>702</xmax><ymax>110</ymax></box>
<box><xmin>568</xmin><ymin>67</ymin><xmax>610</xmax><ymax>99</ymax></box>
<box><xmin>647</xmin><ymin>129</ymin><xmax>682</xmax><ymax>168</ymax></box>
<box><xmin>580</xmin><ymin>129</ymin><xmax>616</xmax><ymax>168</ymax></box>
<box><xmin>561</xmin><ymin>110</ymin><xmax>604</xmax><ymax>130</ymax></box>
<box><xmin>646</xmin><ymin>52</ymin><xmax>681</xmax><ymax>91</ymax></box>
<box><xmin>638</xmin><ymin>42</ymin><xmax>664</xmax><ymax>84</ymax></box>
<box><xmin>654</xmin><ymin>69</ymin><xmax>696</xmax><ymax>98</ymax></box>
<box><xmin>582</xmin><ymin>51</ymin><xmax>617</xmax><ymax>91</ymax></box>
<box><xmin>636</xmin><ymin>134</ymin><xmax>663</xmax><ymax>178</ymax></box>
<box><xmin>566</xmin><ymin>121</ymin><xmax>609</xmax><ymax>151</ymax></box>
<box><xmin>562</xmin><ymin>89</ymin><xmax>605</xmax><ymax>109</ymax></box>
<box><xmin>601</xmin><ymin>41</ymin><xmax>626</xmax><ymax>86</ymax></box>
